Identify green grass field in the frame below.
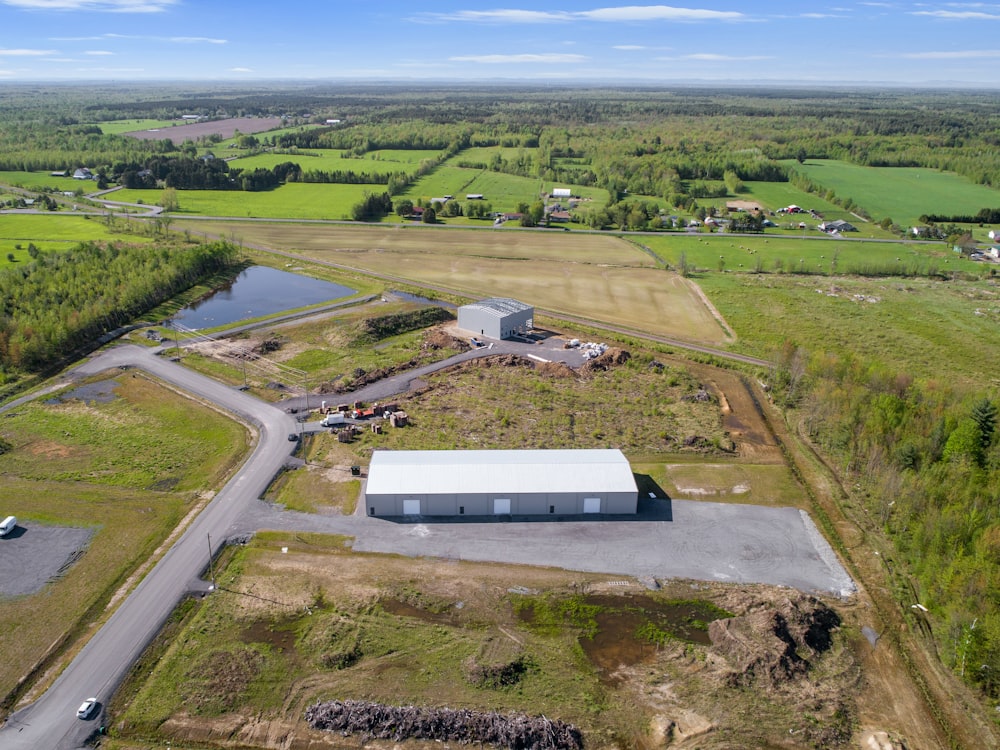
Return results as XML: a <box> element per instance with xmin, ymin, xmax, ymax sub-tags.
<box><xmin>228</xmin><ymin>149</ymin><xmax>441</xmax><ymax>175</ymax></box>
<box><xmin>0</xmin><ymin>170</ymin><xmax>90</xmax><ymax>192</ymax></box>
<box><xmin>112</xmin><ymin>182</ymin><xmax>376</xmax><ymax>219</ymax></box>
<box><xmin>784</xmin><ymin>159</ymin><xmax>1000</xmax><ymax>227</ymax></box>
<box><xmin>89</xmin><ymin>119</ymin><xmax>178</xmax><ymax>135</ymax></box>
<box><xmin>697</xmin><ymin>271</ymin><xmax>1000</xmax><ymax>385</ymax></box>
<box><xmin>638</xmin><ymin>232</ymin><xmax>981</xmax><ymax>277</ymax></box>
<box><xmin>450</xmin><ymin>146</ymin><xmax>538</xmax><ymax>165</ymax></box>
<box><xmin>0</xmin><ymin>373</ymin><xmax>249</xmax><ymax>705</ymax></box>
<box><xmin>0</xmin><ymin>214</ymin><xmax>152</xmax><ymax>265</ymax></box>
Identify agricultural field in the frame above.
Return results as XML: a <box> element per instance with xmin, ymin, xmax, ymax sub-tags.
<box><xmin>638</xmin><ymin>232</ymin><xmax>982</xmax><ymax>277</ymax></box>
<box><xmin>0</xmin><ymin>372</ymin><xmax>250</xmax><ymax>705</ymax></box>
<box><xmin>174</xmin><ymin>221</ymin><xmax>731</xmax><ymax>345</ymax></box>
<box><xmin>227</xmin><ymin>148</ymin><xmax>441</xmax><ymax>174</ymax></box>
<box><xmin>0</xmin><ymin>170</ymin><xmax>90</xmax><ymax>192</ymax></box>
<box><xmin>784</xmin><ymin>159</ymin><xmax>1000</xmax><ymax>228</ymax></box>
<box><xmin>110</xmin><ymin>182</ymin><xmax>374</xmax><ymax>220</ymax></box>
<box><xmin>0</xmin><ymin>213</ymin><xmax>152</xmax><ymax>265</ymax></box>
<box><xmin>87</xmin><ymin>119</ymin><xmax>177</xmax><ymax>135</ymax></box>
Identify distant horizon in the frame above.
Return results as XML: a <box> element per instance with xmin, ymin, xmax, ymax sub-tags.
<box><xmin>4</xmin><ymin>1</ymin><xmax>1000</xmax><ymax>86</ymax></box>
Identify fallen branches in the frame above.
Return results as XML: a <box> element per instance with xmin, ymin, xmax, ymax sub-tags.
<box><xmin>305</xmin><ymin>699</ymin><xmax>583</xmax><ymax>750</ymax></box>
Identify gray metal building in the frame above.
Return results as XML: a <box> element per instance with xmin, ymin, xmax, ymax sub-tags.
<box><xmin>364</xmin><ymin>449</ymin><xmax>638</xmax><ymax>517</ymax></box>
<box><xmin>457</xmin><ymin>298</ymin><xmax>533</xmax><ymax>340</ymax></box>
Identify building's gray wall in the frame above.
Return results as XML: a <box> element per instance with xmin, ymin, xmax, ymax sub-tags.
<box><xmin>365</xmin><ymin>490</ymin><xmax>638</xmax><ymax>517</ymax></box>
<box><xmin>457</xmin><ymin>305</ymin><xmax>534</xmax><ymax>340</ymax></box>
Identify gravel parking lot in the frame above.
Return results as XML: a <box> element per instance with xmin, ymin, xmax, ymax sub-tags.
<box><xmin>234</xmin><ymin>496</ymin><xmax>856</xmax><ymax>598</ymax></box>
<box><xmin>0</xmin><ymin>524</ymin><xmax>94</xmax><ymax>598</ymax></box>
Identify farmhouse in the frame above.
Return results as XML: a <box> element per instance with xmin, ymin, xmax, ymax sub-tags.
<box><xmin>818</xmin><ymin>220</ymin><xmax>856</xmax><ymax>233</ymax></box>
<box><xmin>364</xmin><ymin>449</ymin><xmax>639</xmax><ymax>517</ymax></box>
<box><xmin>72</xmin><ymin>168</ymin><xmax>93</xmax><ymax>180</ymax></box>
<box><xmin>457</xmin><ymin>297</ymin><xmax>533</xmax><ymax>340</ymax></box>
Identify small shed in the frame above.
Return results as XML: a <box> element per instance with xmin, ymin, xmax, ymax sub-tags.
<box><xmin>364</xmin><ymin>449</ymin><xmax>639</xmax><ymax>517</ymax></box>
<box><xmin>458</xmin><ymin>298</ymin><xmax>533</xmax><ymax>340</ymax></box>
<box><xmin>552</xmin><ymin>188</ymin><xmax>572</xmax><ymax>199</ymax></box>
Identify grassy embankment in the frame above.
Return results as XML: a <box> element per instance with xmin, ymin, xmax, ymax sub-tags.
<box><xmin>0</xmin><ymin>373</ymin><xmax>250</xmax><ymax>708</ymax></box>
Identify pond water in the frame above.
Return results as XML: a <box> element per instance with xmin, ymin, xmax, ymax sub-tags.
<box><xmin>172</xmin><ymin>266</ymin><xmax>356</xmax><ymax>330</ymax></box>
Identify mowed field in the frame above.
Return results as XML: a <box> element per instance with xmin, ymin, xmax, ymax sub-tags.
<box><xmin>784</xmin><ymin>159</ymin><xmax>1000</xmax><ymax>227</ymax></box>
<box><xmin>0</xmin><ymin>214</ymin><xmax>151</xmax><ymax>265</ymax></box>
<box><xmin>177</xmin><ymin>221</ymin><xmax>731</xmax><ymax>344</ymax></box>
<box><xmin>0</xmin><ymin>170</ymin><xmax>89</xmax><ymax>192</ymax></box>
<box><xmin>639</xmin><ymin>232</ymin><xmax>982</xmax><ymax>277</ymax></box>
<box><xmin>111</xmin><ymin>183</ymin><xmax>374</xmax><ymax>220</ymax></box>
<box><xmin>228</xmin><ymin>149</ymin><xmax>441</xmax><ymax>174</ymax></box>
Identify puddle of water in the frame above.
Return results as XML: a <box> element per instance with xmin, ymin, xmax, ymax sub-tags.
<box><xmin>46</xmin><ymin>380</ymin><xmax>120</xmax><ymax>405</ymax></box>
<box><xmin>389</xmin><ymin>290</ymin><xmax>457</xmax><ymax>310</ymax></box>
<box><xmin>172</xmin><ymin>266</ymin><xmax>356</xmax><ymax>329</ymax></box>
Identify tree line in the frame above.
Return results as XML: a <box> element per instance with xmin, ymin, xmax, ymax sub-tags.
<box><xmin>0</xmin><ymin>241</ymin><xmax>240</xmax><ymax>374</ymax></box>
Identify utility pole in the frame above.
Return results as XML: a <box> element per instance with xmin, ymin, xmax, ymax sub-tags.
<box><xmin>206</xmin><ymin>532</ymin><xmax>216</xmax><ymax>590</ymax></box>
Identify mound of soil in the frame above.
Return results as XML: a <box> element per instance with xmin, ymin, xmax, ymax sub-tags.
<box><xmin>424</xmin><ymin>328</ymin><xmax>471</xmax><ymax>352</ymax></box>
<box><xmin>708</xmin><ymin>594</ymin><xmax>841</xmax><ymax>688</ymax></box>
<box><xmin>580</xmin><ymin>347</ymin><xmax>630</xmax><ymax>373</ymax></box>
<box><xmin>535</xmin><ymin>361</ymin><xmax>577</xmax><ymax>378</ymax></box>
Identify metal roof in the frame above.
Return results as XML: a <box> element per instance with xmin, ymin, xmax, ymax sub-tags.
<box><xmin>366</xmin><ymin>449</ymin><xmax>636</xmax><ymax>496</ymax></box>
<box><xmin>459</xmin><ymin>298</ymin><xmax>533</xmax><ymax>319</ymax></box>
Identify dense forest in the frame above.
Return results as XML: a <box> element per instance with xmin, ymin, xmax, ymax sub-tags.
<box><xmin>0</xmin><ymin>240</ymin><xmax>239</xmax><ymax>375</ymax></box>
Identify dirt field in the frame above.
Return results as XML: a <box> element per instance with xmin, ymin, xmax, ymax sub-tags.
<box><xmin>123</xmin><ymin>117</ymin><xmax>285</xmax><ymax>141</ymax></box>
<box><xmin>177</xmin><ymin>222</ymin><xmax>734</xmax><ymax>346</ymax></box>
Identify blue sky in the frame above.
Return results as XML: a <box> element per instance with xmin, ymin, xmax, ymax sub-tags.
<box><xmin>2</xmin><ymin>1</ymin><xmax>1000</xmax><ymax>85</ymax></box>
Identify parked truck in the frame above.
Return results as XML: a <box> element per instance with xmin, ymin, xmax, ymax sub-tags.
<box><xmin>321</xmin><ymin>412</ymin><xmax>346</xmax><ymax>427</ymax></box>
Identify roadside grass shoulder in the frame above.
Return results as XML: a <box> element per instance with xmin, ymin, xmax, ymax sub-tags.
<box><xmin>783</xmin><ymin>159</ymin><xmax>1000</xmax><ymax>227</ymax></box>
<box><xmin>0</xmin><ymin>373</ymin><xmax>249</xmax><ymax>706</ymax></box>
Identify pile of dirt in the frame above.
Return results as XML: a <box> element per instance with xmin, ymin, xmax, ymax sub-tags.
<box><xmin>534</xmin><ymin>361</ymin><xmax>577</xmax><ymax>378</ymax></box>
<box><xmin>252</xmin><ymin>337</ymin><xmax>282</xmax><ymax>355</ymax></box>
<box><xmin>306</xmin><ymin>699</ymin><xmax>583</xmax><ymax>750</ymax></box>
<box><xmin>580</xmin><ymin>347</ymin><xmax>630</xmax><ymax>373</ymax></box>
<box><xmin>424</xmin><ymin>328</ymin><xmax>471</xmax><ymax>352</ymax></box>
<box><xmin>708</xmin><ymin>594</ymin><xmax>841</xmax><ymax>688</ymax></box>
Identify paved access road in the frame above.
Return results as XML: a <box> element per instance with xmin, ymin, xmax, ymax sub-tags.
<box><xmin>0</xmin><ymin>341</ymin><xmax>853</xmax><ymax>749</ymax></box>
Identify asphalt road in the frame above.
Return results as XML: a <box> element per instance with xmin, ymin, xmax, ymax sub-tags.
<box><xmin>0</xmin><ymin>340</ymin><xmax>853</xmax><ymax>749</ymax></box>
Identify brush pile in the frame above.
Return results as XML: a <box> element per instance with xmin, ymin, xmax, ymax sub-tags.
<box><xmin>305</xmin><ymin>699</ymin><xmax>583</xmax><ymax>749</ymax></box>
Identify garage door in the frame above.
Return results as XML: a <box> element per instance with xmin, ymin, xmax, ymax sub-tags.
<box><xmin>402</xmin><ymin>499</ymin><xmax>421</xmax><ymax>515</ymax></box>
<box><xmin>493</xmin><ymin>498</ymin><xmax>511</xmax><ymax>514</ymax></box>
<box><xmin>583</xmin><ymin>497</ymin><xmax>602</xmax><ymax>513</ymax></box>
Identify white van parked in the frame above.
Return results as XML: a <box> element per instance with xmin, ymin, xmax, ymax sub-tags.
<box><xmin>0</xmin><ymin>516</ymin><xmax>16</xmax><ymax>536</ymax></box>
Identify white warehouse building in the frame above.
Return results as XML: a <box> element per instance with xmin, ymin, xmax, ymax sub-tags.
<box><xmin>457</xmin><ymin>297</ymin><xmax>533</xmax><ymax>340</ymax></box>
<box><xmin>364</xmin><ymin>449</ymin><xmax>638</xmax><ymax>517</ymax></box>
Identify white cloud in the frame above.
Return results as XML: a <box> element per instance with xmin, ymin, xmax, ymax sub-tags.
<box><xmin>84</xmin><ymin>49</ymin><xmax>113</xmax><ymax>55</ymax></box>
<box><xmin>613</xmin><ymin>44</ymin><xmax>646</xmax><ymax>49</ymax></box>
<box><xmin>0</xmin><ymin>48</ymin><xmax>56</xmax><ymax>55</ymax></box>
<box><xmin>660</xmin><ymin>52</ymin><xmax>773</xmax><ymax>61</ymax></box>
<box><xmin>426</xmin><ymin>5</ymin><xmax>745</xmax><ymax>23</ymax></box>
<box><xmin>912</xmin><ymin>9</ymin><xmax>1000</xmax><ymax>18</ymax></box>
<box><xmin>170</xmin><ymin>36</ymin><xmax>227</xmax><ymax>44</ymax></box>
<box><xmin>2</xmin><ymin>0</ymin><xmax>176</xmax><ymax>11</ymax></box>
<box><xmin>898</xmin><ymin>49</ymin><xmax>1000</xmax><ymax>58</ymax></box>
<box><xmin>229</xmin><ymin>67</ymin><xmax>253</xmax><ymax>72</ymax></box>
<box><xmin>449</xmin><ymin>53</ymin><xmax>588</xmax><ymax>63</ymax></box>
<box><xmin>0</xmin><ymin>69</ymin><xmax>13</xmax><ymax>76</ymax></box>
